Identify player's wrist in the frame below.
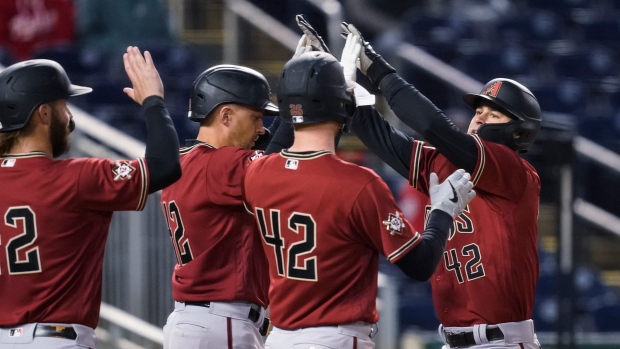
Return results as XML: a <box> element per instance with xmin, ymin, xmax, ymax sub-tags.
<box><xmin>367</xmin><ymin>58</ymin><xmax>396</xmax><ymax>87</ymax></box>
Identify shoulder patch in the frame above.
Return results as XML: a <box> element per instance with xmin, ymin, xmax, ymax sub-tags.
<box><xmin>112</xmin><ymin>160</ymin><xmax>135</xmax><ymax>181</ymax></box>
<box><xmin>249</xmin><ymin>150</ymin><xmax>264</xmax><ymax>162</ymax></box>
<box><xmin>383</xmin><ymin>212</ymin><xmax>404</xmax><ymax>236</ymax></box>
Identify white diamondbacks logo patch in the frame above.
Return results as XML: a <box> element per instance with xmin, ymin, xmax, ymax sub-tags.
<box><xmin>383</xmin><ymin>212</ymin><xmax>404</xmax><ymax>236</ymax></box>
<box><xmin>112</xmin><ymin>161</ymin><xmax>135</xmax><ymax>181</ymax></box>
<box><xmin>249</xmin><ymin>151</ymin><xmax>264</xmax><ymax>162</ymax></box>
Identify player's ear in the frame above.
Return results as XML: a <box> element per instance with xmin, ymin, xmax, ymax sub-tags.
<box><xmin>36</xmin><ymin>103</ymin><xmax>53</xmax><ymax>126</ymax></box>
<box><xmin>220</xmin><ymin>104</ymin><xmax>233</xmax><ymax>127</ymax></box>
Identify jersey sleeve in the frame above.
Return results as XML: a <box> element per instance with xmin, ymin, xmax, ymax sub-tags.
<box><xmin>76</xmin><ymin>157</ymin><xmax>149</xmax><ymax>211</ymax></box>
<box><xmin>410</xmin><ymin>136</ymin><xmax>530</xmax><ymax>205</ymax></box>
<box><xmin>350</xmin><ymin>176</ymin><xmax>421</xmax><ymax>263</ymax></box>
<box><xmin>206</xmin><ymin>147</ymin><xmax>264</xmax><ymax>206</ymax></box>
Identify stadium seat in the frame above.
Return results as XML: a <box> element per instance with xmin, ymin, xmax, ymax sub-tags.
<box><xmin>32</xmin><ymin>45</ymin><xmax>107</xmax><ymax>85</ymax></box>
<box><xmin>551</xmin><ymin>46</ymin><xmax>618</xmax><ymax>80</ymax></box>
<box><xmin>593</xmin><ymin>304</ymin><xmax>620</xmax><ymax>331</ymax></box>
<box><xmin>581</xmin><ymin>19</ymin><xmax>620</xmax><ymax>49</ymax></box>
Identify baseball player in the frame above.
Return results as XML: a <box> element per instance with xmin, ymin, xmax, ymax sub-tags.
<box><xmin>341</xmin><ymin>22</ymin><xmax>542</xmax><ymax>349</ymax></box>
<box><xmin>0</xmin><ymin>47</ymin><xmax>181</xmax><ymax>348</ymax></box>
<box><xmin>243</xmin><ymin>51</ymin><xmax>476</xmax><ymax>349</ymax></box>
<box><xmin>159</xmin><ymin>64</ymin><xmax>284</xmax><ymax>349</ymax></box>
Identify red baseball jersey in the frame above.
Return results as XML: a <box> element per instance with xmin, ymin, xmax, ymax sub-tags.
<box><xmin>243</xmin><ymin>150</ymin><xmax>422</xmax><ymax>329</ymax></box>
<box><xmin>160</xmin><ymin>143</ymin><xmax>269</xmax><ymax>308</ymax></box>
<box><xmin>409</xmin><ymin>135</ymin><xmax>540</xmax><ymax>326</ymax></box>
<box><xmin>0</xmin><ymin>152</ymin><xmax>148</xmax><ymax>328</ymax></box>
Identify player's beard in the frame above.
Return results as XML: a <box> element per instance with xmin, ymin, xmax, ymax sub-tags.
<box><xmin>49</xmin><ymin>108</ymin><xmax>71</xmax><ymax>158</ymax></box>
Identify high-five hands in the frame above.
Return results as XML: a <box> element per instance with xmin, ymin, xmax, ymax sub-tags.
<box><xmin>340</xmin><ymin>22</ymin><xmax>396</xmax><ymax>86</ymax></box>
<box><xmin>296</xmin><ymin>14</ymin><xmax>331</xmax><ymax>54</ymax></box>
<box><xmin>429</xmin><ymin>169</ymin><xmax>476</xmax><ymax>219</ymax></box>
<box><xmin>340</xmin><ymin>32</ymin><xmax>375</xmax><ymax>106</ymax></box>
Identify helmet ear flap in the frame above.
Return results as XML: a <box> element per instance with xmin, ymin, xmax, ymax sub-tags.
<box><xmin>477</xmin><ymin>120</ymin><xmax>523</xmax><ymax>151</ymax></box>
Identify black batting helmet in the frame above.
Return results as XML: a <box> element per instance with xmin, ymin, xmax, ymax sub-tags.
<box><xmin>463</xmin><ymin>78</ymin><xmax>542</xmax><ymax>153</ymax></box>
<box><xmin>0</xmin><ymin>59</ymin><xmax>92</xmax><ymax>132</ymax></box>
<box><xmin>277</xmin><ymin>51</ymin><xmax>355</xmax><ymax>131</ymax></box>
<box><xmin>188</xmin><ymin>64</ymin><xmax>278</xmax><ymax>121</ymax></box>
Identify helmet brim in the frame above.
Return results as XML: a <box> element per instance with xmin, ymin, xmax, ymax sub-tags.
<box><xmin>69</xmin><ymin>84</ymin><xmax>93</xmax><ymax>97</ymax></box>
<box><xmin>262</xmin><ymin>102</ymin><xmax>279</xmax><ymax>116</ymax></box>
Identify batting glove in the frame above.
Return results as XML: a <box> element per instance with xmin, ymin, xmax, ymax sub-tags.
<box><xmin>341</xmin><ymin>33</ymin><xmax>375</xmax><ymax>106</ymax></box>
<box><xmin>340</xmin><ymin>22</ymin><xmax>396</xmax><ymax>87</ymax></box>
<box><xmin>293</xmin><ymin>34</ymin><xmax>311</xmax><ymax>58</ymax></box>
<box><xmin>429</xmin><ymin>169</ymin><xmax>476</xmax><ymax>220</ymax></box>
<box><xmin>296</xmin><ymin>14</ymin><xmax>331</xmax><ymax>54</ymax></box>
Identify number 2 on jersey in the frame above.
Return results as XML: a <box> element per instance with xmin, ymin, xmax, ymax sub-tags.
<box><xmin>2</xmin><ymin>206</ymin><xmax>42</xmax><ymax>275</ymax></box>
<box><xmin>255</xmin><ymin>208</ymin><xmax>317</xmax><ymax>281</ymax></box>
<box><xmin>161</xmin><ymin>201</ymin><xmax>194</xmax><ymax>265</ymax></box>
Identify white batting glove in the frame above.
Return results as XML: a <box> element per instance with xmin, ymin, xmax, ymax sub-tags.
<box><xmin>341</xmin><ymin>33</ymin><xmax>375</xmax><ymax>106</ymax></box>
<box><xmin>340</xmin><ymin>22</ymin><xmax>374</xmax><ymax>75</ymax></box>
<box><xmin>345</xmin><ymin>81</ymin><xmax>376</xmax><ymax>106</ymax></box>
<box><xmin>341</xmin><ymin>33</ymin><xmax>360</xmax><ymax>82</ymax></box>
<box><xmin>429</xmin><ymin>169</ymin><xmax>476</xmax><ymax>219</ymax></box>
<box><xmin>293</xmin><ymin>34</ymin><xmax>312</xmax><ymax>58</ymax></box>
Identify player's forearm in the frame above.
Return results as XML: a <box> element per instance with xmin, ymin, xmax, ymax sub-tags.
<box><xmin>379</xmin><ymin>74</ymin><xmax>478</xmax><ymax>173</ymax></box>
<box><xmin>351</xmin><ymin>106</ymin><xmax>412</xmax><ymax>178</ymax></box>
<box><xmin>394</xmin><ymin>210</ymin><xmax>452</xmax><ymax>281</ymax></box>
<box><xmin>142</xmin><ymin>96</ymin><xmax>182</xmax><ymax>193</ymax></box>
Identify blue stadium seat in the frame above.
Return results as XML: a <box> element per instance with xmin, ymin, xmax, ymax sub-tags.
<box><xmin>497</xmin><ymin>10</ymin><xmax>565</xmax><ymax>50</ymax></box>
<box><xmin>593</xmin><ymin>304</ymin><xmax>620</xmax><ymax>331</ymax></box>
<box><xmin>581</xmin><ymin>19</ymin><xmax>620</xmax><ymax>49</ymax></box>
<box><xmin>551</xmin><ymin>46</ymin><xmax>618</xmax><ymax>80</ymax></box>
<box><xmin>403</xmin><ymin>13</ymin><xmax>475</xmax><ymax>64</ymax></box>
<box><xmin>398</xmin><ymin>281</ymin><xmax>439</xmax><ymax>331</ymax></box>
<box><xmin>32</xmin><ymin>45</ymin><xmax>107</xmax><ymax>85</ymax></box>
<box><xmin>529</xmin><ymin>80</ymin><xmax>586</xmax><ymax>115</ymax></box>
<box><xmin>0</xmin><ymin>47</ymin><xmax>16</xmax><ymax>67</ymax></box>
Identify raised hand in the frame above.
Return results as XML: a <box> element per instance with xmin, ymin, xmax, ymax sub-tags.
<box><xmin>429</xmin><ymin>169</ymin><xmax>476</xmax><ymax>219</ymax></box>
<box><xmin>340</xmin><ymin>22</ymin><xmax>396</xmax><ymax>86</ymax></box>
<box><xmin>123</xmin><ymin>46</ymin><xmax>164</xmax><ymax>105</ymax></box>
<box><xmin>340</xmin><ymin>33</ymin><xmax>361</xmax><ymax>82</ymax></box>
<box><xmin>296</xmin><ymin>14</ymin><xmax>331</xmax><ymax>54</ymax></box>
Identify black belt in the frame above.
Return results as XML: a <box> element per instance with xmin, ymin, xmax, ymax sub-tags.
<box><xmin>35</xmin><ymin>324</ymin><xmax>78</xmax><ymax>340</ymax></box>
<box><xmin>445</xmin><ymin>327</ymin><xmax>504</xmax><ymax>348</ymax></box>
<box><xmin>185</xmin><ymin>302</ymin><xmax>262</xmax><ymax>323</ymax></box>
